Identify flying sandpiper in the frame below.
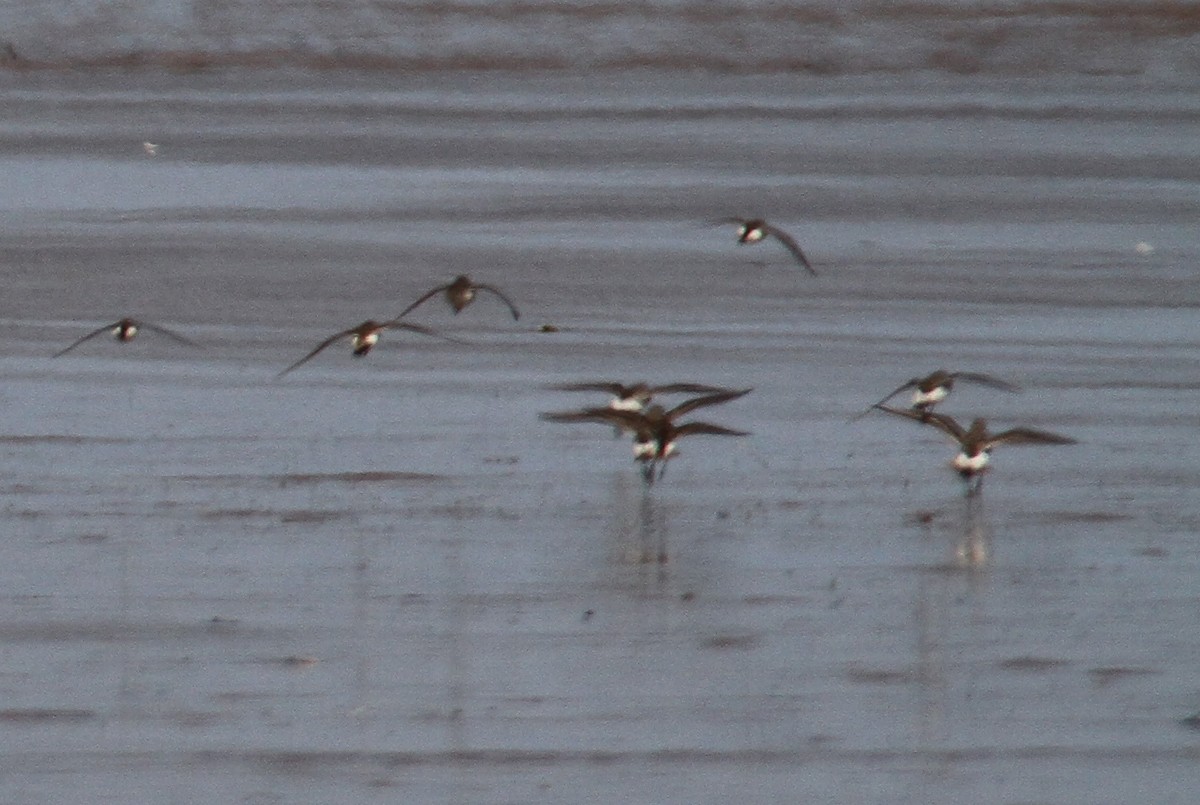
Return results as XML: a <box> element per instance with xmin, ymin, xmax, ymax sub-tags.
<box><xmin>549</xmin><ymin>381</ymin><xmax>742</xmax><ymax>412</ymax></box>
<box><xmin>853</xmin><ymin>369</ymin><xmax>1021</xmax><ymax>420</ymax></box>
<box><xmin>53</xmin><ymin>318</ymin><xmax>198</xmax><ymax>358</ymax></box>
<box><xmin>278</xmin><ymin>319</ymin><xmax>458</xmax><ymax>377</ymax></box>
<box><xmin>542</xmin><ymin>389</ymin><xmax>752</xmax><ymax>483</ymax></box>
<box><xmin>719</xmin><ymin>218</ymin><xmax>816</xmax><ymax>274</ymax></box>
<box><xmin>396</xmin><ymin>275</ymin><xmax>520</xmax><ymax>321</ymax></box>
<box><xmin>874</xmin><ymin>403</ymin><xmax>1076</xmax><ymax>496</ymax></box>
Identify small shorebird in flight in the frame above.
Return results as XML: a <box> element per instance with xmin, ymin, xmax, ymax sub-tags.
<box><xmin>853</xmin><ymin>369</ymin><xmax>1020</xmax><ymax>420</ymax></box>
<box><xmin>278</xmin><ymin>319</ymin><xmax>456</xmax><ymax>377</ymax></box>
<box><xmin>53</xmin><ymin>318</ymin><xmax>198</xmax><ymax>357</ymax></box>
<box><xmin>874</xmin><ymin>404</ymin><xmax>1076</xmax><ymax>496</ymax></box>
<box><xmin>549</xmin><ymin>381</ymin><xmax>741</xmax><ymax>413</ymax></box>
<box><xmin>397</xmin><ymin>275</ymin><xmax>520</xmax><ymax>321</ymax></box>
<box><xmin>719</xmin><ymin>218</ymin><xmax>816</xmax><ymax>274</ymax></box>
<box><xmin>542</xmin><ymin>388</ymin><xmax>751</xmax><ymax>484</ymax></box>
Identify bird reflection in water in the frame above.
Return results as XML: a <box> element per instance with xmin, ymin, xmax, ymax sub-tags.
<box><xmin>908</xmin><ymin>497</ymin><xmax>992</xmax><ymax>571</ymax></box>
<box><xmin>609</xmin><ymin>471</ymin><xmax>670</xmax><ymax>569</ymax></box>
<box><xmin>957</xmin><ymin>494</ymin><xmax>990</xmax><ymax>571</ymax></box>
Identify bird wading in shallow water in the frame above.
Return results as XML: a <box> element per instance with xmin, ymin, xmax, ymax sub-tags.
<box><xmin>396</xmin><ymin>275</ymin><xmax>520</xmax><ymax>321</ymax></box>
<box><xmin>53</xmin><ymin>318</ymin><xmax>199</xmax><ymax>357</ymax></box>
<box><xmin>719</xmin><ymin>218</ymin><xmax>816</xmax><ymax>274</ymax></box>
<box><xmin>541</xmin><ymin>388</ymin><xmax>752</xmax><ymax>484</ymax></box>
<box><xmin>852</xmin><ymin>369</ymin><xmax>1021</xmax><ymax>420</ymax></box>
<box><xmin>874</xmin><ymin>404</ymin><xmax>1076</xmax><ymax>496</ymax></box>
<box><xmin>277</xmin><ymin>319</ymin><xmax>459</xmax><ymax>377</ymax></box>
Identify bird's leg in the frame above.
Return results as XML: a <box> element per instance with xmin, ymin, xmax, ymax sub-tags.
<box><xmin>965</xmin><ymin>488</ymin><xmax>985</xmax><ymax>517</ymax></box>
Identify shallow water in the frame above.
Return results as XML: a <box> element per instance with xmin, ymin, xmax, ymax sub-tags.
<box><xmin>4</xmin><ymin>0</ymin><xmax>1199</xmax><ymax>78</ymax></box>
<box><xmin>0</xmin><ymin>71</ymin><xmax>1198</xmax><ymax>803</ymax></box>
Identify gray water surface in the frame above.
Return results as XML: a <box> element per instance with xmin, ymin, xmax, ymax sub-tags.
<box><xmin>0</xmin><ymin>72</ymin><xmax>1197</xmax><ymax>804</ymax></box>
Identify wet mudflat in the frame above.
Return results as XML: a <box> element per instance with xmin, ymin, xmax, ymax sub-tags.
<box><xmin>0</xmin><ymin>71</ymin><xmax>1197</xmax><ymax>803</ymax></box>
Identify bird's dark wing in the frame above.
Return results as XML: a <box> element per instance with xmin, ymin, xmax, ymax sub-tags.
<box><xmin>540</xmin><ymin>408</ymin><xmax>645</xmax><ymax>434</ymax></box>
<box><xmin>52</xmin><ymin>322</ymin><xmax>121</xmax><ymax>358</ymax></box>
<box><xmin>395</xmin><ymin>284</ymin><xmax>451</xmax><ymax>320</ymax></box>
<box><xmin>475</xmin><ymin>284</ymin><xmax>521</xmax><ymax>321</ymax></box>
<box><xmin>277</xmin><ymin>328</ymin><xmax>355</xmax><ymax>377</ymax></box>
<box><xmin>673</xmin><ymin>422</ymin><xmax>751</xmax><ymax>438</ymax></box>
<box><xmin>850</xmin><ymin>378</ymin><xmax>921</xmax><ymax>420</ymax></box>
<box><xmin>873</xmin><ymin>404</ymin><xmax>968</xmax><ymax>442</ymax></box>
<box><xmin>140</xmin><ymin>322</ymin><xmax>200</xmax><ymax>347</ymax></box>
<box><xmin>763</xmin><ymin>224</ymin><xmax>816</xmax><ymax>275</ymax></box>
<box><xmin>666</xmin><ymin>388</ymin><xmax>752</xmax><ymax>418</ymax></box>
<box><xmin>953</xmin><ymin>372</ymin><xmax>1022</xmax><ymax>393</ymax></box>
<box><xmin>985</xmin><ymin>427</ymin><xmax>1076</xmax><ymax>449</ymax></box>
<box><xmin>548</xmin><ymin>381</ymin><xmax>630</xmax><ymax>394</ymax></box>
<box><xmin>918</xmin><ymin>411</ymin><xmax>970</xmax><ymax>442</ymax></box>
<box><xmin>650</xmin><ymin>382</ymin><xmax>736</xmax><ymax>395</ymax></box>
<box><xmin>383</xmin><ymin>320</ymin><xmax>467</xmax><ymax>345</ymax></box>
